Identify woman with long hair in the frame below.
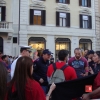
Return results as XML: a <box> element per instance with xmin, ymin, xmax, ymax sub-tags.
<box><xmin>6</xmin><ymin>56</ymin><xmax>55</xmax><ymax>100</ymax></box>
<box><xmin>0</xmin><ymin>62</ymin><xmax>7</xmax><ymax>100</ymax></box>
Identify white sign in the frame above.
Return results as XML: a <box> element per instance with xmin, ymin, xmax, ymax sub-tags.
<box><xmin>60</xmin><ymin>13</ymin><xmax>66</xmax><ymax>18</ymax></box>
<box><xmin>83</xmin><ymin>16</ymin><xmax>88</xmax><ymax>20</ymax></box>
<box><xmin>34</xmin><ymin>10</ymin><xmax>41</xmax><ymax>16</ymax></box>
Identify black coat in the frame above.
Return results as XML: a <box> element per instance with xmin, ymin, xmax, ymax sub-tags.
<box><xmin>32</xmin><ymin>57</ymin><xmax>50</xmax><ymax>86</ymax></box>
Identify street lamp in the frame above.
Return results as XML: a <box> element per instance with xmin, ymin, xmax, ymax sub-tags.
<box><xmin>18</xmin><ymin>0</ymin><xmax>20</xmax><ymax>45</ymax></box>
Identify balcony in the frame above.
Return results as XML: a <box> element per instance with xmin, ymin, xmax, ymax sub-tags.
<box><xmin>0</xmin><ymin>22</ymin><xmax>13</xmax><ymax>33</ymax></box>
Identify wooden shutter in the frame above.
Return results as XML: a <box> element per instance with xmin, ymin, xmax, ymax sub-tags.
<box><xmin>56</xmin><ymin>12</ymin><xmax>59</xmax><ymax>26</ymax></box>
<box><xmin>1</xmin><ymin>6</ymin><xmax>6</xmax><ymax>21</ymax></box>
<box><xmin>88</xmin><ymin>16</ymin><xmax>92</xmax><ymax>29</ymax></box>
<box><xmin>88</xmin><ymin>0</ymin><xmax>91</xmax><ymax>7</ymax></box>
<box><xmin>67</xmin><ymin>13</ymin><xmax>70</xmax><ymax>27</ymax></box>
<box><xmin>80</xmin><ymin>14</ymin><xmax>83</xmax><ymax>28</ymax></box>
<box><xmin>41</xmin><ymin>10</ymin><xmax>46</xmax><ymax>25</ymax></box>
<box><xmin>30</xmin><ymin>9</ymin><xmax>33</xmax><ymax>25</ymax></box>
<box><xmin>66</xmin><ymin>0</ymin><xmax>70</xmax><ymax>4</ymax></box>
<box><xmin>79</xmin><ymin>0</ymin><xmax>82</xmax><ymax>6</ymax></box>
<box><xmin>56</xmin><ymin>0</ymin><xmax>59</xmax><ymax>3</ymax></box>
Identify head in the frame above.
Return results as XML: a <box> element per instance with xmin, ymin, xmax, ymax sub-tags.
<box><xmin>84</xmin><ymin>49</ymin><xmax>89</xmax><ymax>56</ymax></box>
<box><xmin>74</xmin><ymin>48</ymin><xmax>82</xmax><ymax>59</ymax></box>
<box><xmin>8</xmin><ymin>56</ymin><xmax>33</xmax><ymax>100</ymax></box>
<box><xmin>0</xmin><ymin>62</ymin><xmax>7</xmax><ymax>100</ymax></box>
<box><xmin>93</xmin><ymin>51</ymin><xmax>100</xmax><ymax>64</ymax></box>
<box><xmin>87</xmin><ymin>50</ymin><xmax>94</xmax><ymax>59</ymax></box>
<box><xmin>42</xmin><ymin>49</ymin><xmax>52</xmax><ymax>61</ymax></box>
<box><xmin>58</xmin><ymin>50</ymin><xmax>69</xmax><ymax>62</ymax></box>
<box><xmin>1</xmin><ymin>55</ymin><xmax>8</xmax><ymax>62</ymax></box>
<box><xmin>20</xmin><ymin>48</ymin><xmax>30</xmax><ymax>57</ymax></box>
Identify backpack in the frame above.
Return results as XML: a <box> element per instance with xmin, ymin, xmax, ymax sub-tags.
<box><xmin>49</xmin><ymin>63</ymin><xmax>68</xmax><ymax>84</ymax></box>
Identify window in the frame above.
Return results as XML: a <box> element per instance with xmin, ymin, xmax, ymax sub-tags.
<box><xmin>83</xmin><ymin>16</ymin><xmax>88</xmax><ymax>28</ymax></box>
<box><xmin>56</xmin><ymin>0</ymin><xmax>70</xmax><ymax>4</ymax></box>
<box><xmin>82</xmin><ymin>0</ymin><xmax>87</xmax><ymax>7</ymax></box>
<box><xmin>59</xmin><ymin>13</ymin><xmax>66</xmax><ymax>27</ymax></box>
<box><xmin>56</xmin><ymin>12</ymin><xmax>70</xmax><ymax>27</ymax></box>
<box><xmin>30</xmin><ymin>9</ymin><xmax>46</xmax><ymax>25</ymax></box>
<box><xmin>59</xmin><ymin>0</ymin><xmax>65</xmax><ymax>3</ymax></box>
<box><xmin>55</xmin><ymin>38</ymin><xmax>71</xmax><ymax>61</ymax></box>
<box><xmin>0</xmin><ymin>6</ymin><xmax>6</xmax><ymax>21</ymax></box>
<box><xmin>28</xmin><ymin>37</ymin><xmax>46</xmax><ymax>57</ymax></box>
<box><xmin>79</xmin><ymin>39</ymin><xmax>92</xmax><ymax>50</ymax></box>
<box><xmin>13</xmin><ymin>37</ymin><xmax>17</xmax><ymax>43</ymax></box>
<box><xmin>79</xmin><ymin>15</ymin><xmax>92</xmax><ymax>29</ymax></box>
<box><xmin>33</xmin><ymin>10</ymin><xmax>41</xmax><ymax>25</ymax></box>
<box><xmin>79</xmin><ymin>0</ymin><xmax>91</xmax><ymax>7</ymax></box>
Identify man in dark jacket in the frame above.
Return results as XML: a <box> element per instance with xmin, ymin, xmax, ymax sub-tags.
<box><xmin>33</xmin><ymin>49</ymin><xmax>53</xmax><ymax>94</ymax></box>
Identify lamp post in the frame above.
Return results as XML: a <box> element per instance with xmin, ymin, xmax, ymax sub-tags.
<box><xmin>18</xmin><ymin>0</ymin><xmax>20</xmax><ymax>45</ymax></box>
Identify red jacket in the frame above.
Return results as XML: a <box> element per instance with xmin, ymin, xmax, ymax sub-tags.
<box><xmin>47</xmin><ymin>62</ymin><xmax>77</xmax><ymax>81</ymax></box>
<box><xmin>5</xmin><ymin>79</ymin><xmax>46</xmax><ymax>100</ymax></box>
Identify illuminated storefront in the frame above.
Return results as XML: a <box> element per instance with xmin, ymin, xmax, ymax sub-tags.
<box><xmin>79</xmin><ymin>39</ymin><xmax>92</xmax><ymax>50</ymax></box>
<box><xmin>55</xmin><ymin>38</ymin><xmax>71</xmax><ymax>60</ymax></box>
<box><xmin>28</xmin><ymin>37</ymin><xmax>46</xmax><ymax>57</ymax></box>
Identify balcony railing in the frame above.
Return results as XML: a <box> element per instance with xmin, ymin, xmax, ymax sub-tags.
<box><xmin>0</xmin><ymin>22</ymin><xmax>12</xmax><ymax>29</ymax></box>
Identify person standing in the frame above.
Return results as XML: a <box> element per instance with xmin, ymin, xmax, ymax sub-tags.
<box><xmin>68</xmin><ymin>48</ymin><xmax>88</xmax><ymax>78</ymax></box>
<box><xmin>87</xmin><ymin>50</ymin><xmax>95</xmax><ymax>74</ymax></box>
<box><xmin>84</xmin><ymin>49</ymin><xmax>89</xmax><ymax>60</ymax></box>
<box><xmin>11</xmin><ymin>45</ymin><xmax>31</xmax><ymax>78</ymax></box>
<box><xmin>47</xmin><ymin>50</ymin><xmax>77</xmax><ymax>82</ymax></box>
<box><xmin>33</xmin><ymin>49</ymin><xmax>52</xmax><ymax>94</ymax></box>
<box><xmin>0</xmin><ymin>62</ymin><xmax>7</xmax><ymax>100</ymax></box>
<box><xmin>1</xmin><ymin>55</ymin><xmax>10</xmax><ymax>72</ymax></box>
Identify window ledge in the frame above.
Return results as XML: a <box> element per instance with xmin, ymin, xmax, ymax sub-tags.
<box><xmin>80</xmin><ymin>6</ymin><xmax>91</xmax><ymax>9</ymax></box>
<box><xmin>56</xmin><ymin>3</ymin><xmax>70</xmax><ymax>12</ymax></box>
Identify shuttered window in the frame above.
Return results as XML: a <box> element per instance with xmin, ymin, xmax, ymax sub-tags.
<box><xmin>79</xmin><ymin>14</ymin><xmax>92</xmax><ymax>29</ymax></box>
<box><xmin>13</xmin><ymin>37</ymin><xmax>17</xmax><ymax>43</ymax></box>
<box><xmin>56</xmin><ymin>0</ymin><xmax>70</xmax><ymax>4</ymax></box>
<box><xmin>0</xmin><ymin>6</ymin><xmax>6</xmax><ymax>21</ymax></box>
<box><xmin>56</xmin><ymin>12</ymin><xmax>70</xmax><ymax>27</ymax></box>
<box><xmin>79</xmin><ymin>0</ymin><xmax>91</xmax><ymax>7</ymax></box>
<box><xmin>30</xmin><ymin>9</ymin><xmax>46</xmax><ymax>25</ymax></box>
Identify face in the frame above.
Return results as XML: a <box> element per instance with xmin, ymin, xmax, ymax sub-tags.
<box><xmin>43</xmin><ymin>54</ymin><xmax>51</xmax><ymax>60</ymax></box>
<box><xmin>84</xmin><ymin>50</ymin><xmax>88</xmax><ymax>56</ymax></box>
<box><xmin>74</xmin><ymin>50</ymin><xmax>82</xmax><ymax>59</ymax></box>
<box><xmin>5</xmin><ymin>57</ymin><xmax>8</xmax><ymax>61</ymax></box>
<box><xmin>23</xmin><ymin>50</ymin><xmax>30</xmax><ymax>57</ymax></box>
<box><xmin>93</xmin><ymin>53</ymin><xmax>100</xmax><ymax>63</ymax></box>
<box><xmin>88</xmin><ymin>54</ymin><xmax>94</xmax><ymax>59</ymax></box>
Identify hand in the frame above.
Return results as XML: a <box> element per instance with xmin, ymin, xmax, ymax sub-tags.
<box><xmin>39</xmin><ymin>78</ymin><xmax>44</xmax><ymax>83</ymax></box>
<box><xmin>50</xmin><ymin>83</ymin><xmax>56</xmax><ymax>91</ymax></box>
<box><xmin>80</xmin><ymin>73</ymin><xmax>86</xmax><ymax>77</ymax></box>
<box><xmin>82</xmin><ymin>94</ymin><xmax>90</xmax><ymax>100</ymax></box>
<box><xmin>7</xmin><ymin>70</ymin><xmax>10</xmax><ymax>73</ymax></box>
<box><xmin>89</xmin><ymin>67</ymin><xmax>94</xmax><ymax>74</ymax></box>
<box><xmin>88</xmin><ymin>58</ymin><xmax>91</xmax><ymax>62</ymax></box>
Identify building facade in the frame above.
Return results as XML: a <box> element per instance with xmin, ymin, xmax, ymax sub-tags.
<box><xmin>95</xmin><ymin>0</ymin><xmax>100</xmax><ymax>51</ymax></box>
<box><xmin>0</xmin><ymin>0</ymin><xmax>96</xmax><ymax>59</ymax></box>
<box><xmin>0</xmin><ymin>0</ymin><xmax>13</xmax><ymax>55</ymax></box>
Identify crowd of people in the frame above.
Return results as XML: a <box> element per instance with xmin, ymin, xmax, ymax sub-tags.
<box><xmin>0</xmin><ymin>45</ymin><xmax>100</xmax><ymax>100</ymax></box>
